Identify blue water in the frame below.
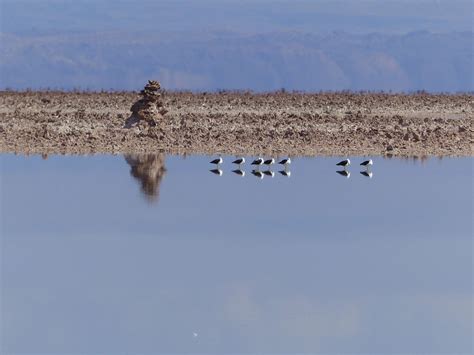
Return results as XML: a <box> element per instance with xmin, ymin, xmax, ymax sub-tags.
<box><xmin>1</xmin><ymin>154</ymin><xmax>472</xmax><ymax>353</ymax></box>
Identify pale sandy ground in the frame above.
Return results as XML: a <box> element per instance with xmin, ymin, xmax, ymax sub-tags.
<box><xmin>0</xmin><ymin>91</ymin><xmax>472</xmax><ymax>157</ymax></box>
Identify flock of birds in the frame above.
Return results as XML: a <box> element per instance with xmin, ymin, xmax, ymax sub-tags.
<box><xmin>209</xmin><ymin>157</ymin><xmax>374</xmax><ymax>179</ymax></box>
<box><xmin>335</xmin><ymin>158</ymin><xmax>373</xmax><ymax>178</ymax></box>
<box><xmin>209</xmin><ymin>157</ymin><xmax>292</xmax><ymax>178</ymax></box>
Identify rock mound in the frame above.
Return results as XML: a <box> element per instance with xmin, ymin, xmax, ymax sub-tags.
<box><xmin>125</xmin><ymin>80</ymin><xmax>168</xmax><ymax>128</ymax></box>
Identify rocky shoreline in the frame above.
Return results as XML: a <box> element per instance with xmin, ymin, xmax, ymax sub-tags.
<box><xmin>0</xmin><ymin>90</ymin><xmax>472</xmax><ymax>157</ymax></box>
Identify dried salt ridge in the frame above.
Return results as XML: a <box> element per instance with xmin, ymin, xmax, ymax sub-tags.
<box><xmin>0</xmin><ymin>91</ymin><xmax>472</xmax><ymax>157</ymax></box>
<box><xmin>125</xmin><ymin>80</ymin><xmax>168</xmax><ymax>128</ymax></box>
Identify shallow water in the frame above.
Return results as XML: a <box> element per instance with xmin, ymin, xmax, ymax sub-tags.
<box><xmin>1</xmin><ymin>154</ymin><xmax>472</xmax><ymax>353</ymax></box>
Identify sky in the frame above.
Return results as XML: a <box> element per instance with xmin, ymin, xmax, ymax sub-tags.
<box><xmin>0</xmin><ymin>0</ymin><xmax>472</xmax><ymax>91</ymax></box>
<box><xmin>1</xmin><ymin>0</ymin><xmax>473</xmax><ymax>34</ymax></box>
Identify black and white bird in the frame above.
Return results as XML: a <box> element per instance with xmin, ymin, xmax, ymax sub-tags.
<box><xmin>336</xmin><ymin>170</ymin><xmax>350</xmax><ymax>178</ymax></box>
<box><xmin>251</xmin><ymin>157</ymin><xmax>264</xmax><ymax>168</ymax></box>
<box><xmin>279</xmin><ymin>157</ymin><xmax>291</xmax><ymax>166</ymax></box>
<box><xmin>360</xmin><ymin>159</ymin><xmax>373</xmax><ymax>167</ymax></box>
<box><xmin>210</xmin><ymin>157</ymin><xmax>223</xmax><ymax>166</ymax></box>
<box><xmin>360</xmin><ymin>171</ymin><xmax>373</xmax><ymax>178</ymax></box>
<box><xmin>279</xmin><ymin>170</ymin><xmax>291</xmax><ymax>177</ymax></box>
<box><xmin>336</xmin><ymin>158</ymin><xmax>350</xmax><ymax>169</ymax></box>
<box><xmin>232</xmin><ymin>169</ymin><xmax>245</xmax><ymax>177</ymax></box>
<box><xmin>264</xmin><ymin>158</ymin><xmax>275</xmax><ymax>168</ymax></box>
<box><xmin>210</xmin><ymin>168</ymin><xmax>223</xmax><ymax>176</ymax></box>
<box><xmin>263</xmin><ymin>170</ymin><xmax>275</xmax><ymax>177</ymax></box>
<box><xmin>251</xmin><ymin>170</ymin><xmax>264</xmax><ymax>179</ymax></box>
<box><xmin>232</xmin><ymin>157</ymin><xmax>245</xmax><ymax>167</ymax></box>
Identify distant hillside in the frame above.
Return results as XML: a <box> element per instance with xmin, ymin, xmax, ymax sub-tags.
<box><xmin>1</xmin><ymin>31</ymin><xmax>472</xmax><ymax>92</ymax></box>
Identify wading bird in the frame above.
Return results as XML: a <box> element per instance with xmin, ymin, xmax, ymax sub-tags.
<box><xmin>232</xmin><ymin>157</ymin><xmax>245</xmax><ymax>168</ymax></box>
<box><xmin>360</xmin><ymin>159</ymin><xmax>373</xmax><ymax>167</ymax></box>
<box><xmin>210</xmin><ymin>157</ymin><xmax>223</xmax><ymax>166</ymax></box>
<box><xmin>336</xmin><ymin>158</ymin><xmax>350</xmax><ymax>169</ymax></box>
<box><xmin>264</xmin><ymin>158</ymin><xmax>275</xmax><ymax>168</ymax></box>
<box><xmin>279</xmin><ymin>157</ymin><xmax>291</xmax><ymax>167</ymax></box>
<box><xmin>251</xmin><ymin>157</ymin><xmax>264</xmax><ymax>168</ymax></box>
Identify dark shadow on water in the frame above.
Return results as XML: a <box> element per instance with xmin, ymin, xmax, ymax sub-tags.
<box><xmin>124</xmin><ymin>153</ymin><xmax>167</xmax><ymax>203</ymax></box>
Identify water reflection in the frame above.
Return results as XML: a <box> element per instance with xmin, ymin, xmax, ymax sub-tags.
<box><xmin>210</xmin><ymin>168</ymin><xmax>223</xmax><ymax>176</ymax></box>
<box><xmin>124</xmin><ymin>153</ymin><xmax>166</xmax><ymax>203</ymax></box>
<box><xmin>232</xmin><ymin>169</ymin><xmax>245</xmax><ymax>177</ymax></box>
<box><xmin>1</xmin><ymin>154</ymin><xmax>472</xmax><ymax>353</ymax></box>
<box><xmin>279</xmin><ymin>170</ymin><xmax>291</xmax><ymax>177</ymax></box>
<box><xmin>336</xmin><ymin>170</ymin><xmax>351</xmax><ymax>178</ymax></box>
<box><xmin>360</xmin><ymin>171</ymin><xmax>373</xmax><ymax>178</ymax></box>
<box><xmin>251</xmin><ymin>170</ymin><xmax>265</xmax><ymax>179</ymax></box>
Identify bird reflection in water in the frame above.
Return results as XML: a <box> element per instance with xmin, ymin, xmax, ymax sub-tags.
<box><xmin>210</xmin><ymin>168</ymin><xmax>223</xmax><ymax>176</ymax></box>
<box><xmin>360</xmin><ymin>171</ymin><xmax>373</xmax><ymax>178</ymax></box>
<box><xmin>232</xmin><ymin>169</ymin><xmax>245</xmax><ymax>176</ymax></box>
<box><xmin>336</xmin><ymin>170</ymin><xmax>351</xmax><ymax>178</ymax></box>
<box><xmin>279</xmin><ymin>170</ymin><xmax>291</xmax><ymax>177</ymax></box>
<box><xmin>251</xmin><ymin>170</ymin><xmax>265</xmax><ymax>179</ymax></box>
<box><xmin>124</xmin><ymin>153</ymin><xmax>166</xmax><ymax>203</ymax></box>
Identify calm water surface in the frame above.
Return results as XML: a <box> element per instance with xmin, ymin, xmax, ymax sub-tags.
<box><xmin>1</xmin><ymin>154</ymin><xmax>472</xmax><ymax>353</ymax></box>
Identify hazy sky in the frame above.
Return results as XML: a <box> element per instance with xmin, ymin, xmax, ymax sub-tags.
<box><xmin>1</xmin><ymin>0</ymin><xmax>472</xmax><ymax>91</ymax></box>
<box><xmin>2</xmin><ymin>0</ymin><xmax>472</xmax><ymax>35</ymax></box>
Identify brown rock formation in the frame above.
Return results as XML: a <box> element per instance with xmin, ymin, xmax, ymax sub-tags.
<box><xmin>125</xmin><ymin>80</ymin><xmax>168</xmax><ymax>128</ymax></box>
<box><xmin>124</xmin><ymin>153</ymin><xmax>167</xmax><ymax>203</ymax></box>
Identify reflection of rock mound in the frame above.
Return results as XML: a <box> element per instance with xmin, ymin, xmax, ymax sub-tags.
<box><xmin>125</xmin><ymin>80</ymin><xmax>168</xmax><ymax>128</ymax></box>
<box><xmin>124</xmin><ymin>154</ymin><xmax>166</xmax><ymax>203</ymax></box>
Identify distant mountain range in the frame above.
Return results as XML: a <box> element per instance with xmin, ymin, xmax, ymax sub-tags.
<box><xmin>1</xmin><ymin>31</ymin><xmax>472</xmax><ymax>92</ymax></box>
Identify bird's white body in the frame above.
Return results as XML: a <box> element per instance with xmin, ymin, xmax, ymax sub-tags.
<box><xmin>360</xmin><ymin>159</ymin><xmax>373</xmax><ymax>167</ymax></box>
<box><xmin>279</xmin><ymin>157</ymin><xmax>291</xmax><ymax>165</ymax></box>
